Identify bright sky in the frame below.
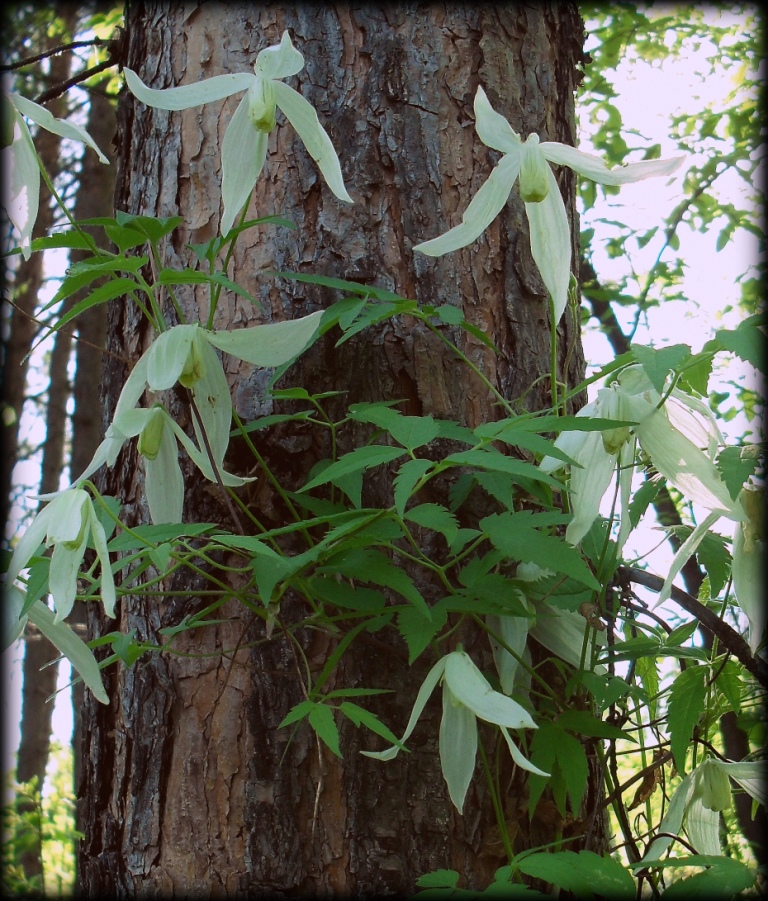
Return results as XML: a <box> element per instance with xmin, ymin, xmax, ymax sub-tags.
<box><xmin>2</xmin><ymin>6</ymin><xmax>761</xmax><ymax>787</ymax></box>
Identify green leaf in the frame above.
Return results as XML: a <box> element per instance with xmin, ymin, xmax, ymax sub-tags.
<box><xmin>278</xmin><ymin>699</ymin><xmax>315</xmax><ymax>729</ymax></box>
<box><xmin>518</xmin><ymin>851</ymin><xmax>635</xmax><ymax>901</ymax></box>
<box><xmin>396</xmin><ymin>605</ymin><xmax>447</xmax><ymax>663</ymax></box>
<box><xmin>528</xmin><ymin>723</ymin><xmax>588</xmax><ymax>817</ymax></box>
<box><xmin>157</xmin><ymin>268</ymin><xmax>257</xmax><ymax>305</ymax></box>
<box><xmin>433</xmin><ymin>304</ymin><xmax>464</xmax><ymax>325</ymax></box>
<box><xmin>627</xmin><ymin>478</ymin><xmax>660</xmax><ymax>530</ymax></box>
<box><xmin>114</xmin><ymin>210</ymin><xmax>184</xmax><ymax>242</ymax></box>
<box><xmin>394</xmin><ymin>458</ymin><xmax>434</xmax><ymax>517</ymax></box>
<box><xmin>300</xmin><ymin>446</ymin><xmax>406</xmax><ymax>493</ymax></box>
<box><xmin>444</xmin><ymin>449</ymin><xmax>562</xmax><ymax>489</ymax></box>
<box><xmin>665</xmin><ymin>620</ymin><xmax>699</xmax><ymax>647</ymax></box>
<box><xmin>715</xmin><ymin>318</ymin><xmax>765</xmax><ymax>373</ymax></box>
<box><xmin>580</xmin><ymin>672</ymin><xmax>633</xmax><ymax>712</ymax></box>
<box><xmin>654</xmin><ymin>856</ymin><xmax>755</xmax><ymax>899</ymax></box>
<box><xmin>340</xmin><ymin>701</ymin><xmax>405</xmax><ymax>749</ymax></box>
<box><xmin>108</xmin><ymin>522</ymin><xmax>217</xmax><ymax>551</ymax></box>
<box><xmin>667</xmin><ymin>665</ymin><xmax>708</xmax><ymax>774</ymax></box>
<box><xmin>714</xmin><ymin>659</ymin><xmax>742</xmax><ymax>715</ymax></box>
<box><xmin>416</xmin><ymin>870</ymin><xmax>460</xmax><ymax>889</ymax></box>
<box><xmin>555</xmin><ymin>710</ymin><xmax>632</xmax><ymax>742</ymax></box>
<box><xmin>404</xmin><ymin>504</ymin><xmax>459</xmax><ymax>546</ymax></box>
<box><xmin>29</xmin><ymin>229</ymin><xmax>96</xmax><ymax>252</ymax></box>
<box><xmin>630</xmin><ymin>343</ymin><xmax>692</xmax><ymax>393</ymax></box>
<box><xmin>348</xmin><ymin>403</ymin><xmax>440</xmax><ymax>450</ymax></box>
<box><xmin>716</xmin><ymin>446</ymin><xmax>758</xmax><ymax>502</ymax></box>
<box><xmin>308</xmin><ymin>703</ymin><xmax>342</xmax><ymax>757</ymax></box>
<box><xmin>481</xmin><ymin>512</ymin><xmax>600</xmax><ymax>590</ymax></box>
<box><xmin>308</xmin><ymin>575</ymin><xmax>388</xmax><ymax>613</ymax></box>
<box><xmin>275</xmin><ymin>270</ymin><xmax>403</xmax><ymax>302</ymax></box>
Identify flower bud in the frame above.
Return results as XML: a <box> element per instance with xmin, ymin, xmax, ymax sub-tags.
<box><xmin>248</xmin><ymin>78</ymin><xmax>277</xmax><ymax>133</ymax></box>
<box><xmin>699</xmin><ymin>759</ymin><xmax>731</xmax><ymax>812</ymax></box>
<box><xmin>518</xmin><ymin>135</ymin><xmax>550</xmax><ymax>203</ymax></box>
<box><xmin>178</xmin><ymin>334</ymin><xmax>206</xmax><ymax>388</ymax></box>
<box><xmin>138</xmin><ymin>407</ymin><xmax>166</xmax><ymax>461</ymax></box>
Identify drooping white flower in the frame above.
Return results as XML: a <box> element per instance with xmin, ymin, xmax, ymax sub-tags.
<box><xmin>362</xmin><ymin>649</ymin><xmax>547</xmax><ymax>813</ymax></box>
<box><xmin>641</xmin><ymin>756</ymin><xmax>765</xmax><ymax>862</ymax></box>
<box><xmin>539</xmin><ymin>366</ymin><xmax>745</xmax><ymax>575</ymax></box>
<box><xmin>43</xmin><ymin>312</ymin><xmax>324</xmax><ymax>524</ymax></box>
<box><xmin>123</xmin><ymin>31</ymin><xmax>352</xmax><ymax>236</ymax></box>
<box><xmin>731</xmin><ymin>485</ymin><xmax>765</xmax><ymax>653</ymax></box>
<box><xmin>413</xmin><ymin>86</ymin><xmax>683</xmax><ymax>323</ymax></box>
<box><xmin>5</xmin><ymin>488</ymin><xmax>115</xmax><ymax>623</ymax></box>
<box><xmin>2</xmin><ymin>87</ymin><xmax>108</xmax><ymax>258</ymax></box>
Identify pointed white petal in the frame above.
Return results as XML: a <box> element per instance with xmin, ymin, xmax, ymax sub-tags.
<box><xmin>414</xmin><ymin>153</ymin><xmax>521</xmax><ymax>256</ymax></box>
<box><xmin>540</xmin><ymin>142</ymin><xmax>684</xmax><ymax>185</ymax></box>
<box><xmin>46</xmin><ymin>489</ymin><xmax>88</xmax><ymax>544</ymax></box>
<box><xmin>718</xmin><ymin>761</ymin><xmax>767</xmax><ymax>808</ymax></box>
<box><xmin>3</xmin><ymin>103</ymin><xmax>39</xmax><ymax>258</ymax></box>
<box><xmin>27</xmin><ymin>600</ymin><xmax>108</xmax><ymax>704</ymax></box>
<box><xmin>11</xmin><ymin>92</ymin><xmax>108</xmax><ymax>163</ymax></box>
<box><xmin>634</xmin><ymin>408</ymin><xmax>743</xmax><ymax>518</ymax></box>
<box><xmin>440</xmin><ymin>688</ymin><xmax>477</xmax><ymax>813</ymax></box>
<box><xmin>206</xmin><ymin>309</ymin><xmax>324</xmax><ymax>368</ymax></box>
<box><xmin>220</xmin><ymin>94</ymin><xmax>268</xmax><ymax>236</ymax></box>
<box><xmin>188</xmin><ymin>336</ymin><xmax>232</xmax><ymax>470</ymax></box>
<box><xmin>525</xmin><ymin>165</ymin><xmax>571</xmax><ymax>323</ymax></box>
<box><xmin>444</xmin><ymin>651</ymin><xmax>536</xmax><ymax>729</ymax></box>
<box><xmin>563</xmin><ymin>431</ymin><xmax>616</xmax><ymax>546</ymax></box>
<box><xmin>732</xmin><ymin>489</ymin><xmax>765</xmax><ymax>653</ymax></box>
<box><xmin>684</xmin><ymin>793</ymin><xmax>722</xmax><ymax>856</ymax></box>
<box><xmin>488</xmin><ymin>611</ymin><xmax>530</xmax><ymax>694</ymax></box>
<box><xmin>87</xmin><ymin>506</ymin><xmax>116</xmax><ymax>618</ymax></box>
<box><xmin>530</xmin><ymin>604</ymin><xmax>602</xmax><ymax>670</ymax></box>
<box><xmin>5</xmin><ymin>502</ymin><xmax>57</xmax><ymax>589</ymax></box>
<box><xmin>3</xmin><ymin>585</ymin><xmax>27</xmax><ymax>650</ymax></box>
<box><xmin>123</xmin><ymin>68</ymin><xmax>254</xmax><ymax>111</ymax></box>
<box><xmin>615</xmin><ymin>440</ymin><xmax>636</xmax><ymax>554</ymax></box>
<box><xmin>165</xmin><ymin>418</ymin><xmax>252</xmax><ymax>487</ymax></box>
<box><xmin>272</xmin><ymin>82</ymin><xmax>352</xmax><ymax>203</ymax></box>
<box><xmin>361</xmin><ymin>657</ymin><xmax>447</xmax><ymax>760</ymax></box>
<box><xmin>653</xmin><ymin>510</ymin><xmax>722</xmax><ymax>608</ymax></box>
<box><xmin>146</xmin><ymin>325</ymin><xmax>197</xmax><ymax>391</ymax></box>
<box><xmin>500</xmin><ymin>728</ymin><xmax>551</xmax><ymax>777</ymax></box>
<box><xmin>144</xmin><ymin>421</ymin><xmax>185</xmax><ymax>525</ymax></box>
<box><xmin>473</xmin><ymin>85</ymin><xmax>522</xmax><ymax>154</ymax></box>
<box><xmin>49</xmin><ymin>536</ymin><xmax>87</xmax><ymax>622</ymax></box>
<box><xmin>538</xmin><ymin>401</ymin><xmax>600</xmax><ymax>474</ymax></box>
<box><xmin>254</xmin><ymin>31</ymin><xmax>305</xmax><ymax>80</ymax></box>
<box><xmin>113</xmin><ymin>352</ymin><xmax>151</xmax><ymax>421</ymax></box>
<box><xmin>641</xmin><ymin>770</ymin><xmax>697</xmax><ymax>862</ymax></box>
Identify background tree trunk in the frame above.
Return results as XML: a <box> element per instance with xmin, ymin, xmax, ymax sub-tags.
<box><xmin>81</xmin><ymin>4</ymin><xmax>592</xmax><ymax>895</ymax></box>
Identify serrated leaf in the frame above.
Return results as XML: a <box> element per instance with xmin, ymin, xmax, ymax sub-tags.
<box><xmin>415</xmin><ymin>870</ymin><xmax>460</xmax><ymax>889</ymax></box>
<box><xmin>339</xmin><ymin>701</ymin><xmax>405</xmax><ymax>748</ymax></box>
<box><xmin>714</xmin><ymin>659</ymin><xmax>742</xmax><ymax>715</ymax></box>
<box><xmin>631</xmin><ymin>343</ymin><xmax>691</xmax><ymax>393</ymax></box>
<box><xmin>396</xmin><ymin>606</ymin><xmax>447</xmax><ymax>663</ymax></box>
<box><xmin>445</xmin><ymin>449</ymin><xmax>562</xmax><ymax>488</ymax></box>
<box><xmin>300</xmin><ymin>446</ymin><xmax>405</xmax><ymax>493</ymax></box>
<box><xmin>716</xmin><ymin>446</ymin><xmax>758</xmax><ymax>502</ymax></box>
<box><xmin>108</xmin><ymin>522</ymin><xmax>217</xmax><ymax>551</ymax></box>
<box><xmin>278</xmin><ymin>699</ymin><xmax>315</xmax><ymax>729</ymax></box>
<box><xmin>404</xmin><ymin>503</ymin><xmax>459</xmax><ymax>545</ymax></box>
<box><xmin>665</xmin><ymin>620</ymin><xmax>699</xmax><ymax>647</ymax></box>
<box><xmin>393</xmin><ymin>458</ymin><xmax>434</xmax><ymax>518</ymax></box>
<box><xmin>308</xmin><ymin>703</ymin><xmax>342</xmax><ymax>757</ymax></box>
<box><xmin>348</xmin><ymin>403</ymin><xmax>440</xmax><ymax>450</ymax></box>
<box><xmin>555</xmin><ymin>710</ymin><xmax>632</xmax><ymax>742</ymax></box>
<box><xmin>657</xmin><ymin>856</ymin><xmax>755</xmax><ymax>899</ymax></box>
<box><xmin>518</xmin><ymin>851</ymin><xmax>635</xmax><ymax>901</ymax></box>
<box><xmin>667</xmin><ymin>665</ymin><xmax>708</xmax><ymax>774</ymax></box>
<box><xmin>716</xmin><ymin>321</ymin><xmax>765</xmax><ymax>373</ymax></box>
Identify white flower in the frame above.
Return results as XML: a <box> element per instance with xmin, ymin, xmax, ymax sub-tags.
<box><xmin>362</xmin><ymin>649</ymin><xmax>547</xmax><ymax>813</ymax></box>
<box><xmin>123</xmin><ymin>31</ymin><xmax>352</xmax><ymax>236</ymax></box>
<box><xmin>732</xmin><ymin>485</ymin><xmax>765</xmax><ymax>653</ymax></box>
<box><xmin>413</xmin><ymin>86</ymin><xmax>683</xmax><ymax>323</ymax></box>
<box><xmin>43</xmin><ymin>312</ymin><xmax>324</xmax><ymax>524</ymax></box>
<box><xmin>641</xmin><ymin>756</ymin><xmax>765</xmax><ymax>862</ymax></box>
<box><xmin>2</xmin><ymin>87</ymin><xmax>108</xmax><ymax>258</ymax></box>
<box><xmin>540</xmin><ymin>366</ymin><xmax>745</xmax><ymax>579</ymax></box>
<box><xmin>4</xmin><ymin>488</ymin><xmax>115</xmax><ymax>623</ymax></box>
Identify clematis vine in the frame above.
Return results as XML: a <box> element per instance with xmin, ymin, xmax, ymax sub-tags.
<box><xmin>641</xmin><ymin>756</ymin><xmax>765</xmax><ymax>862</ymax></box>
<box><xmin>362</xmin><ymin>649</ymin><xmax>547</xmax><ymax>813</ymax></box>
<box><xmin>539</xmin><ymin>365</ymin><xmax>747</xmax><ymax>602</ymax></box>
<box><xmin>123</xmin><ymin>30</ymin><xmax>352</xmax><ymax>236</ymax></box>
<box><xmin>44</xmin><ymin>312</ymin><xmax>324</xmax><ymax>524</ymax></box>
<box><xmin>4</xmin><ymin>487</ymin><xmax>115</xmax><ymax>624</ymax></box>
<box><xmin>2</xmin><ymin>85</ymin><xmax>109</xmax><ymax>259</ymax></box>
<box><xmin>414</xmin><ymin>86</ymin><xmax>684</xmax><ymax>323</ymax></box>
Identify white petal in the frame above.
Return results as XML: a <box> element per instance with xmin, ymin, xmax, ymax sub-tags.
<box><xmin>525</xmin><ymin>165</ymin><xmax>571</xmax><ymax>323</ymax></box>
<box><xmin>540</xmin><ymin>142</ymin><xmax>684</xmax><ymax>185</ymax></box>
<box><xmin>146</xmin><ymin>325</ymin><xmax>198</xmax><ymax>391</ymax></box>
<box><xmin>164</xmin><ymin>417</ymin><xmax>252</xmax><ymax>487</ymax></box>
<box><xmin>3</xmin><ymin>585</ymin><xmax>28</xmax><ymax>650</ymax></box>
<box><xmin>49</xmin><ymin>536</ymin><xmax>87</xmax><ymax>622</ymax></box>
<box><xmin>87</xmin><ymin>505</ymin><xmax>116</xmax><ymax>618</ymax></box>
<box><xmin>641</xmin><ymin>770</ymin><xmax>697</xmax><ymax>862</ymax></box>
<box><xmin>220</xmin><ymin>95</ymin><xmax>269</xmax><ymax>236</ymax></box>
<box><xmin>145</xmin><ymin>421</ymin><xmax>185</xmax><ymax>525</ymax></box>
<box><xmin>254</xmin><ymin>31</ymin><xmax>305</xmax><ymax>80</ymax></box>
<box><xmin>113</xmin><ymin>351</ymin><xmax>151</xmax><ymax>421</ymax></box>
<box><xmin>27</xmin><ymin>600</ymin><xmax>108</xmax><ymax>704</ymax></box>
<box><xmin>473</xmin><ymin>86</ymin><xmax>522</xmax><ymax>154</ymax></box>
<box><xmin>732</xmin><ymin>491</ymin><xmax>765</xmax><ymax>654</ymax></box>
<box><xmin>615</xmin><ymin>440</ymin><xmax>636</xmax><ymax>554</ymax></box>
<box><xmin>530</xmin><ymin>604</ymin><xmax>603</xmax><ymax>670</ymax></box>
<box><xmin>206</xmin><ymin>310</ymin><xmax>324</xmax><ymax>368</ymax></box>
<box><xmin>4</xmin><ymin>103</ymin><xmax>39</xmax><ymax>258</ymax></box>
<box><xmin>272</xmin><ymin>81</ymin><xmax>352</xmax><ymax>203</ymax></box>
<box><xmin>538</xmin><ymin>401</ymin><xmax>600</xmax><ymax>474</ymax></box>
<box><xmin>718</xmin><ymin>761</ymin><xmax>767</xmax><ymax>808</ymax></box>
<box><xmin>488</xmin><ymin>611</ymin><xmax>530</xmax><ymax>694</ymax></box>
<box><xmin>5</xmin><ymin>502</ymin><xmax>57</xmax><ymax>589</ymax></box>
<box><xmin>413</xmin><ymin>153</ymin><xmax>521</xmax><ymax>256</ymax></box>
<box><xmin>11</xmin><ymin>92</ymin><xmax>108</xmax><ymax>163</ymax></box>
<box><xmin>46</xmin><ymin>489</ymin><xmax>88</xmax><ymax>544</ymax></box>
<box><xmin>500</xmin><ymin>728</ymin><xmax>550</xmax><ymax>777</ymax></box>
<box><xmin>684</xmin><ymin>793</ymin><xmax>722</xmax><ymax>856</ymax></box>
<box><xmin>440</xmin><ymin>688</ymin><xmax>477</xmax><ymax>813</ymax></box>
<box><xmin>563</xmin><ymin>431</ymin><xmax>617</xmax><ymax>546</ymax></box>
<box><xmin>634</xmin><ymin>408</ymin><xmax>743</xmax><ymax>518</ymax></box>
<box><xmin>123</xmin><ymin>67</ymin><xmax>254</xmax><ymax>111</ymax></box>
<box><xmin>361</xmin><ymin>657</ymin><xmax>447</xmax><ymax>760</ymax></box>
<box><xmin>444</xmin><ymin>651</ymin><xmax>536</xmax><ymax>729</ymax></box>
<box><xmin>653</xmin><ymin>510</ymin><xmax>722</xmax><ymax>609</ymax></box>
<box><xmin>188</xmin><ymin>336</ymin><xmax>232</xmax><ymax>470</ymax></box>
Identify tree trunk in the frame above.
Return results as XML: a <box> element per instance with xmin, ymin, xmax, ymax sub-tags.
<box><xmin>81</xmin><ymin>4</ymin><xmax>592</xmax><ymax>895</ymax></box>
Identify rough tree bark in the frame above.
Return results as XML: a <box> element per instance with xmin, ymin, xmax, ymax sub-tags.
<box><xmin>80</xmin><ymin>4</ymin><xmax>594</xmax><ymax>895</ymax></box>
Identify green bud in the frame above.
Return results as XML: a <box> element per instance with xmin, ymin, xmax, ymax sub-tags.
<box><xmin>248</xmin><ymin>78</ymin><xmax>277</xmax><ymax>133</ymax></box>
<box><xmin>138</xmin><ymin>407</ymin><xmax>166</xmax><ymax>461</ymax></box>
<box><xmin>518</xmin><ymin>135</ymin><xmax>549</xmax><ymax>203</ymax></box>
<box><xmin>699</xmin><ymin>759</ymin><xmax>731</xmax><ymax>812</ymax></box>
<box><xmin>178</xmin><ymin>335</ymin><xmax>206</xmax><ymax>388</ymax></box>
